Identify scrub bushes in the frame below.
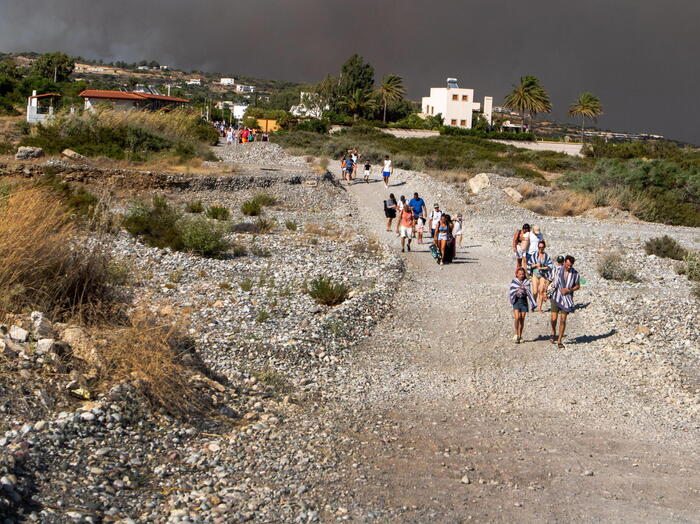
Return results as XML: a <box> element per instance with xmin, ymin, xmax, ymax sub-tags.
<box><xmin>597</xmin><ymin>253</ymin><xmax>641</xmax><ymax>282</ymax></box>
<box><xmin>644</xmin><ymin>236</ymin><xmax>688</xmax><ymax>260</ymax></box>
<box><xmin>306</xmin><ymin>276</ymin><xmax>349</xmax><ymax>306</ymax></box>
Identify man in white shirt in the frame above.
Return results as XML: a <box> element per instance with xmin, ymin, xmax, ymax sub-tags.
<box><xmin>429</xmin><ymin>203</ymin><xmax>442</xmax><ymax>238</ymax></box>
<box><xmin>382</xmin><ymin>155</ymin><xmax>393</xmax><ymax>188</ymax></box>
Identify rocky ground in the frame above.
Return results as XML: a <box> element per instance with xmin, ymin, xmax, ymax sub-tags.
<box><xmin>1</xmin><ymin>140</ymin><xmax>698</xmax><ymax>522</ymax></box>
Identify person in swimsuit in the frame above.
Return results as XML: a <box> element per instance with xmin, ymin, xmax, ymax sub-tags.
<box><xmin>434</xmin><ymin>214</ymin><xmax>450</xmax><ymax>265</ymax></box>
<box><xmin>509</xmin><ymin>267</ymin><xmax>536</xmax><ymax>343</ymax></box>
<box><xmin>512</xmin><ymin>223</ymin><xmax>531</xmax><ymax>270</ymax></box>
<box><xmin>530</xmin><ymin>240</ymin><xmax>553</xmax><ymax>312</ymax></box>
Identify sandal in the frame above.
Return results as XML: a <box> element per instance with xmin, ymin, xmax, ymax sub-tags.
<box><xmin>550</xmin><ymin>335</ymin><xmax>556</xmax><ymax>345</ymax></box>
<box><xmin>557</xmin><ymin>343</ymin><xmax>565</xmax><ymax>349</ymax></box>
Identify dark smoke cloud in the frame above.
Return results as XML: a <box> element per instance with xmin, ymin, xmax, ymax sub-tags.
<box><xmin>1</xmin><ymin>0</ymin><xmax>698</xmax><ymax>143</ymax></box>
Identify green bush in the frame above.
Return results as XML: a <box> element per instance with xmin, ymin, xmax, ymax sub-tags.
<box><xmin>251</xmin><ymin>246</ymin><xmax>271</xmax><ymax>257</ymax></box>
<box><xmin>206</xmin><ymin>205</ymin><xmax>230</xmax><ymax>221</ymax></box>
<box><xmin>179</xmin><ymin>216</ymin><xmax>229</xmax><ymax>257</ymax></box>
<box><xmin>285</xmin><ymin>220</ymin><xmax>297</xmax><ymax>231</ymax></box>
<box><xmin>252</xmin><ymin>193</ymin><xmax>277</xmax><ymax>207</ymax></box>
<box><xmin>239</xmin><ymin>278</ymin><xmax>253</xmax><ymax>292</ymax></box>
<box><xmin>597</xmin><ymin>253</ymin><xmax>641</xmax><ymax>282</ymax></box>
<box><xmin>0</xmin><ymin>141</ymin><xmax>15</xmax><ymax>155</ymax></box>
<box><xmin>232</xmin><ymin>244</ymin><xmax>247</xmax><ymax>257</ymax></box>
<box><xmin>241</xmin><ymin>199</ymin><xmax>262</xmax><ymax>216</ymax></box>
<box><xmin>255</xmin><ymin>310</ymin><xmax>270</xmax><ymax>323</ymax></box>
<box><xmin>692</xmin><ymin>285</ymin><xmax>700</xmax><ymax>300</ymax></box>
<box><xmin>186</xmin><ymin>200</ymin><xmax>204</xmax><ymax>213</ymax></box>
<box><xmin>644</xmin><ymin>236</ymin><xmax>688</xmax><ymax>260</ymax></box>
<box><xmin>306</xmin><ymin>276</ymin><xmax>349</xmax><ymax>306</ymax></box>
<box><xmin>123</xmin><ymin>196</ymin><xmax>183</xmax><ymax>250</ymax></box>
<box><xmin>295</xmin><ymin>118</ymin><xmax>330</xmax><ymax>134</ymax></box>
<box><xmin>254</xmin><ymin>217</ymin><xmax>276</xmax><ymax>234</ymax></box>
<box><xmin>684</xmin><ymin>252</ymin><xmax>700</xmax><ymax>282</ymax></box>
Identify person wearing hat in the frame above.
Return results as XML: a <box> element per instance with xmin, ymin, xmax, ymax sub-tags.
<box><xmin>428</xmin><ymin>203</ymin><xmax>443</xmax><ymax>239</ymax></box>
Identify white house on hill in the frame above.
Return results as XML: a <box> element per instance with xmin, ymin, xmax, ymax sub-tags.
<box><xmin>421</xmin><ymin>78</ymin><xmax>492</xmax><ymax>128</ymax></box>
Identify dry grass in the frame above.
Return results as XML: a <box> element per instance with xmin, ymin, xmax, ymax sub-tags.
<box><xmin>97</xmin><ymin>314</ymin><xmax>204</xmax><ymax>416</ymax></box>
<box><xmin>516</xmin><ymin>183</ymin><xmax>543</xmax><ymax>199</ymax></box>
<box><xmin>522</xmin><ymin>190</ymin><xmax>593</xmax><ymax>217</ymax></box>
<box><xmin>304</xmin><ymin>222</ymin><xmax>352</xmax><ymax>241</ymax></box>
<box><xmin>0</xmin><ymin>185</ymin><xmax>116</xmax><ymax>322</ymax></box>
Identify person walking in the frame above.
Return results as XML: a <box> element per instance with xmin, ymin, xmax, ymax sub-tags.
<box><xmin>226</xmin><ymin>127</ymin><xmax>234</xmax><ymax>145</ymax></box>
<box><xmin>344</xmin><ymin>155</ymin><xmax>355</xmax><ymax>184</ymax></box>
<box><xmin>408</xmin><ymin>192</ymin><xmax>427</xmax><ymax>224</ymax></box>
<box><xmin>415</xmin><ymin>215</ymin><xmax>426</xmax><ymax>244</ymax></box>
<box><xmin>398</xmin><ymin>203</ymin><xmax>414</xmax><ymax>252</ymax></box>
<box><xmin>509</xmin><ymin>267</ymin><xmax>536</xmax><ymax>343</ymax></box>
<box><xmin>550</xmin><ymin>255</ymin><xmax>581</xmax><ymax>348</ymax></box>
<box><xmin>428</xmin><ymin>203</ymin><xmax>443</xmax><ymax>239</ymax></box>
<box><xmin>512</xmin><ymin>223</ymin><xmax>531</xmax><ymax>270</ymax></box>
<box><xmin>384</xmin><ymin>193</ymin><xmax>398</xmax><ymax>231</ymax></box>
<box><xmin>530</xmin><ymin>240</ymin><xmax>553</xmax><ymax>312</ymax></box>
<box><xmin>363</xmin><ymin>159</ymin><xmax>371</xmax><ymax>183</ymax></box>
<box><xmin>452</xmin><ymin>213</ymin><xmax>463</xmax><ymax>249</ymax></box>
<box><xmin>396</xmin><ymin>195</ymin><xmax>408</xmax><ymax>235</ymax></box>
<box><xmin>382</xmin><ymin>155</ymin><xmax>393</xmax><ymax>188</ymax></box>
<box><xmin>526</xmin><ymin>225</ymin><xmax>540</xmax><ymax>272</ymax></box>
<box><xmin>434</xmin><ymin>214</ymin><xmax>451</xmax><ymax>265</ymax></box>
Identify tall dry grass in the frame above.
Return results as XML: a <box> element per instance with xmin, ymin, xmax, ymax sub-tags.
<box><xmin>0</xmin><ymin>185</ymin><xmax>116</xmax><ymax>322</ymax></box>
<box><xmin>521</xmin><ymin>190</ymin><xmax>593</xmax><ymax>217</ymax></box>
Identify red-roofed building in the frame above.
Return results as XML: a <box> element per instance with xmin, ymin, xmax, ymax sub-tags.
<box><xmin>79</xmin><ymin>90</ymin><xmax>189</xmax><ymax>111</ymax></box>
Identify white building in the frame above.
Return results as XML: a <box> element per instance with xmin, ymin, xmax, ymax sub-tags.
<box><xmin>186</xmin><ymin>78</ymin><xmax>202</xmax><ymax>86</ymax></box>
<box><xmin>217</xmin><ymin>101</ymin><xmax>249</xmax><ymax>120</ymax></box>
<box><xmin>235</xmin><ymin>84</ymin><xmax>255</xmax><ymax>93</ymax></box>
<box><xmin>26</xmin><ymin>91</ymin><xmax>60</xmax><ymax>124</ymax></box>
<box><xmin>220</xmin><ymin>78</ymin><xmax>236</xmax><ymax>86</ymax></box>
<box><xmin>290</xmin><ymin>92</ymin><xmax>328</xmax><ymax>119</ymax></box>
<box><xmin>421</xmin><ymin>78</ymin><xmax>493</xmax><ymax>128</ymax></box>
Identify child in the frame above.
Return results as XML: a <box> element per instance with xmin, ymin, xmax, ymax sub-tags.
<box><xmin>363</xmin><ymin>160</ymin><xmax>371</xmax><ymax>183</ymax></box>
<box><xmin>452</xmin><ymin>214</ymin><xmax>463</xmax><ymax>248</ymax></box>
<box><xmin>415</xmin><ymin>216</ymin><xmax>426</xmax><ymax>244</ymax></box>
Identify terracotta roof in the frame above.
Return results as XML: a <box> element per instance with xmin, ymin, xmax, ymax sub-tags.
<box><xmin>79</xmin><ymin>90</ymin><xmax>147</xmax><ymax>101</ymax></box>
<box><xmin>137</xmin><ymin>93</ymin><xmax>189</xmax><ymax>103</ymax></box>
<box><xmin>29</xmin><ymin>92</ymin><xmax>62</xmax><ymax>99</ymax></box>
<box><xmin>78</xmin><ymin>90</ymin><xmax>189</xmax><ymax>103</ymax></box>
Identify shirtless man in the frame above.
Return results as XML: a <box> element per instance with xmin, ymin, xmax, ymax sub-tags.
<box><xmin>512</xmin><ymin>223</ymin><xmax>531</xmax><ymax>270</ymax></box>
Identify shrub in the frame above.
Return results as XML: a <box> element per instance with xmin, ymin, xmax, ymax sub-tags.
<box><xmin>285</xmin><ymin>220</ymin><xmax>298</xmax><ymax>231</ymax></box>
<box><xmin>255</xmin><ymin>310</ymin><xmax>270</xmax><ymax>323</ymax></box>
<box><xmin>0</xmin><ymin>141</ymin><xmax>15</xmax><ymax>155</ymax></box>
<box><xmin>186</xmin><ymin>200</ymin><xmax>204</xmax><ymax>213</ymax></box>
<box><xmin>252</xmin><ymin>193</ymin><xmax>277</xmax><ymax>207</ymax></box>
<box><xmin>0</xmin><ymin>185</ymin><xmax>117</xmax><ymax>322</ymax></box>
<box><xmin>644</xmin><ymin>236</ymin><xmax>688</xmax><ymax>260</ymax></box>
<box><xmin>692</xmin><ymin>284</ymin><xmax>700</xmax><ymax>300</ymax></box>
<box><xmin>232</xmin><ymin>244</ymin><xmax>247</xmax><ymax>257</ymax></box>
<box><xmin>255</xmin><ymin>217</ymin><xmax>276</xmax><ymax>234</ymax></box>
<box><xmin>123</xmin><ymin>196</ymin><xmax>183</xmax><ymax>250</ymax></box>
<box><xmin>684</xmin><ymin>252</ymin><xmax>700</xmax><ymax>282</ymax></box>
<box><xmin>251</xmin><ymin>246</ymin><xmax>271</xmax><ymax>257</ymax></box>
<box><xmin>239</xmin><ymin>278</ymin><xmax>253</xmax><ymax>292</ymax></box>
<box><xmin>597</xmin><ymin>253</ymin><xmax>641</xmax><ymax>282</ymax></box>
<box><xmin>206</xmin><ymin>205</ymin><xmax>230</xmax><ymax>221</ymax></box>
<box><xmin>306</xmin><ymin>276</ymin><xmax>349</xmax><ymax>306</ymax></box>
<box><xmin>230</xmin><ymin>222</ymin><xmax>260</xmax><ymax>234</ymax></box>
<box><xmin>179</xmin><ymin>216</ymin><xmax>229</xmax><ymax>257</ymax></box>
<box><xmin>241</xmin><ymin>199</ymin><xmax>262</xmax><ymax>216</ymax></box>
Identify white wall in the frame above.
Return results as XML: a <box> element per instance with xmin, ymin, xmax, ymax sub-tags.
<box><xmin>84</xmin><ymin>98</ymin><xmax>138</xmax><ymax>111</ymax></box>
<box><xmin>422</xmin><ymin>87</ymin><xmax>475</xmax><ymax>127</ymax></box>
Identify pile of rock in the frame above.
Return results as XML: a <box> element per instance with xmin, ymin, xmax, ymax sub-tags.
<box><xmin>211</xmin><ymin>141</ymin><xmax>310</xmax><ymax>168</ymax></box>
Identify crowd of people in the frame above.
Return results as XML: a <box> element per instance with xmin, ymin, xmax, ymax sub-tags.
<box><xmin>214</xmin><ymin>121</ymin><xmax>269</xmax><ymax>144</ymax></box>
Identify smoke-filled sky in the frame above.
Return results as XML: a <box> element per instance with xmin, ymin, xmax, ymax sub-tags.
<box><xmin>1</xmin><ymin>0</ymin><xmax>698</xmax><ymax>143</ymax></box>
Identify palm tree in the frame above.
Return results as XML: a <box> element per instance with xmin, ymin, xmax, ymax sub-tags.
<box><xmin>569</xmin><ymin>92</ymin><xmax>603</xmax><ymax>143</ymax></box>
<box><xmin>503</xmin><ymin>75</ymin><xmax>551</xmax><ymax>133</ymax></box>
<box><xmin>377</xmin><ymin>74</ymin><xmax>406</xmax><ymax>123</ymax></box>
<box><xmin>338</xmin><ymin>88</ymin><xmax>377</xmax><ymax>121</ymax></box>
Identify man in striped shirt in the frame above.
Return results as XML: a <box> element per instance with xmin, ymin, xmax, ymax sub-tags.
<box><xmin>550</xmin><ymin>255</ymin><xmax>581</xmax><ymax>349</ymax></box>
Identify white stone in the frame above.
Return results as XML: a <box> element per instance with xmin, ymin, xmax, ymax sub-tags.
<box><xmin>468</xmin><ymin>173</ymin><xmax>491</xmax><ymax>194</ymax></box>
<box><xmin>15</xmin><ymin>146</ymin><xmax>44</xmax><ymax>160</ymax></box>
<box><xmin>36</xmin><ymin>338</ymin><xmax>55</xmax><ymax>354</ymax></box>
<box><xmin>9</xmin><ymin>326</ymin><xmax>29</xmax><ymax>342</ymax></box>
<box><xmin>503</xmin><ymin>187</ymin><xmax>524</xmax><ymax>203</ymax></box>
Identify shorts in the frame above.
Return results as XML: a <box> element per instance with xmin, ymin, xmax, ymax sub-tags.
<box><xmin>384</xmin><ymin>209</ymin><xmax>396</xmax><ymax>218</ymax></box>
<box><xmin>513</xmin><ymin>296</ymin><xmax>529</xmax><ymax>312</ymax></box>
<box><xmin>453</xmin><ymin>230</ymin><xmax>462</xmax><ymax>236</ymax></box>
<box><xmin>438</xmin><ymin>233</ymin><xmax>448</xmax><ymax>241</ymax></box>
<box><xmin>364</xmin><ymin>170</ymin><xmax>370</xmax><ymax>177</ymax></box>
<box><xmin>399</xmin><ymin>225</ymin><xmax>413</xmax><ymax>238</ymax></box>
<box><xmin>383</xmin><ymin>171</ymin><xmax>391</xmax><ymax>178</ymax></box>
<box><xmin>550</xmin><ymin>300</ymin><xmax>567</xmax><ymax>314</ymax></box>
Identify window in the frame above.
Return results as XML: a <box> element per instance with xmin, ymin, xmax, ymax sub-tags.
<box><xmin>451</xmin><ymin>119</ymin><xmax>457</xmax><ymax>125</ymax></box>
<box><xmin>460</xmin><ymin>120</ymin><xmax>466</xmax><ymax>126</ymax></box>
<box><xmin>462</xmin><ymin>95</ymin><xmax>469</xmax><ymax>101</ymax></box>
<box><xmin>452</xmin><ymin>94</ymin><xmax>458</xmax><ymax>101</ymax></box>
<box><xmin>431</xmin><ymin>106</ymin><xmax>434</xmax><ymax>115</ymax></box>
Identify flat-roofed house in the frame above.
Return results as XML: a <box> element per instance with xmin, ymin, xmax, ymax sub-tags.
<box><xmin>26</xmin><ymin>90</ymin><xmax>61</xmax><ymax>123</ymax></box>
<box><xmin>421</xmin><ymin>78</ymin><xmax>493</xmax><ymax>128</ymax></box>
<box><xmin>79</xmin><ymin>90</ymin><xmax>189</xmax><ymax>111</ymax></box>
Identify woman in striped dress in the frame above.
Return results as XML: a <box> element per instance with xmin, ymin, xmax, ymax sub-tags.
<box><xmin>509</xmin><ymin>267</ymin><xmax>536</xmax><ymax>344</ymax></box>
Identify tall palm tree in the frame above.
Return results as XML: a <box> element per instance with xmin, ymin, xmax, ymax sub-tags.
<box><xmin>503</xmin><ymin>75</ymin><xmax>551</xmax><ymax>133</ymax></box>
<box><xmin>569</xmin><ymin>92</ymin><xmax>603</xmax><ymax>143</ymax></box>
<box><xmin>338</xmin><ymin>88</ymin><xmax>376</xmax><ymax>121</ymax></box>
<box><xmin>377</xmin><ymin>74</ymin><xmax>406</xmax><ymax>123</ymax></box>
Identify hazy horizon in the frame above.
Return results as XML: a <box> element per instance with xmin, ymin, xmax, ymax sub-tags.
<box><xmin>1</xmin><ymin>0</ymin><xmax>698</xmax><ymax>143</ymax></box>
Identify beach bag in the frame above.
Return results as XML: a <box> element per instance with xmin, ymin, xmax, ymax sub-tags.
<box><xmin>429</xmin><ymin>243</ymin><xmax>440</xmax><ymax>259</ymax></box>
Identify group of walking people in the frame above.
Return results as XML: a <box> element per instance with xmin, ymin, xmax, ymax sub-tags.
<box><xmin>341</xmin><ymin>152</ymin><xmax>395</xmax><ymax>187</ymax></box>
<box><xmin>384</xmin><ymin>192</ymin><xmax>463</xmax><ymax>265</ymax></box>
<box><xmin>509</xmin><ymin>223</ymin><xmax>580</xmax><ymax>348</ymax></box>
<box><xmin>216</xmin><ymin>122</ymin><xmax>269</xmax><ymax>145</ymax></box>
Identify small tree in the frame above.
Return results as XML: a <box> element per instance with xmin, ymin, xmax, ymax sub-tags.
<box><xmin>569</xmin><ymin>92</ymin><xmax>603</xmax><ymax>143</ymax></box>
<box><xmin>31</xmin><ymin>52</ymin><xmax>75</xmax><ymax>82</ymax></box>
<box><xmin>378</xmin><ymin>74</ymin><xmax>406</xmax><ymax>124</ymax></box>
<box><xmin>338</xmin><ymin>88</ymin><xmax>377</xmax><ymax>121</ymax></box>
<box><xmin>503</xmin><ymin>75</ymin><xmax>551</xmax><ymax>133</ymax></box>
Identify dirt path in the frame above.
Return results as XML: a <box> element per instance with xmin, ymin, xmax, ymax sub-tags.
<box><xmin>330</xmin><ymin>170</ymin><xmax>699</xmax><ymax>522</ymax></box>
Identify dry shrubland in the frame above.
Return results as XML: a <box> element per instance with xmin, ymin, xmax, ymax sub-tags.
<box><xmin>521</xmin><ymin>190</ymin><xmax>593</xmax><ymax>217</ymax></box>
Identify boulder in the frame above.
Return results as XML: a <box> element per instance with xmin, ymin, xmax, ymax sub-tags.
<box><xmin>35</xmin><ymin>338</ymin><xmax>56</xmax><ymax>354</ymax></box>
<box><xmin>468</xmin><ymin>173</ymin><xmax>491</xmax><ymax>194</ymax></box>
<box><xmin>62</xmin><ymin>148</ymin><xmax>85</xmax><ymax>160</ymax></box>
<box><xmin>9</xmin><ymin>325</ymin><xmax>29</xmax><ymax>342</ymax></box>
<box><xmin>60</xmin><ymin>326</ymin><xmax>99</xmax><ymax>364</ymax></box>
<box><xmin>31</xmin><ymin>311</ymin><xmax>56</xmax><ymax>338</ymax></box>
<box><xmin>15</xmin><ymin>146</ymin><xmax>44</xmax><ymax>160</ymax></box>
<box><xmin>503</xmin><ymin>187</ymin><xmax>524</xmax><ymax>203</ymax></box>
